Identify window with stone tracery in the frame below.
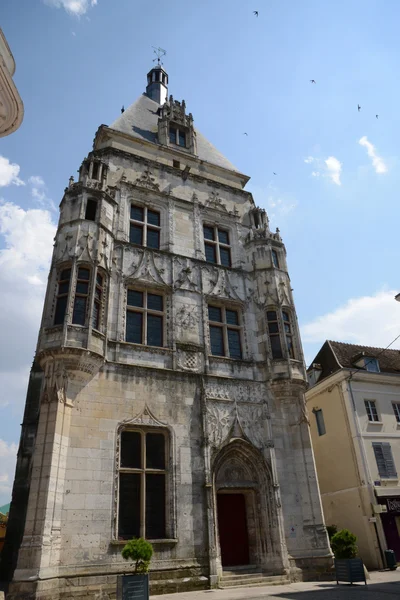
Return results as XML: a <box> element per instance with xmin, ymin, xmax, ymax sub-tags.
<box><xmin>117</xmin><ymin>428</ymin><xmax>167</xmax><ymax>540</ymax></box>
<box><xmin>53</xmin><ymin>265</ymin><xmax>106</xmax><ymax>330</ymax></box>
<box><xmin>208</xmin><ymin>305</ymin><xmax>242</xmax><ymax>359</ymax></box>
<box><xmin>129</xmin><ymin>204</ymin><xmax>161</xmax><ymax>250</ymax></box>
<box><xmin>203</xmin><ymin>224</ymin><xmax>232</xmax><ymax>267</ymax></box>
<box><xmin>54</xmin><ymin>268</ymin><xmax>71</xmax><ymax>325</ymax></box>
<box><xmin>126</xmin><ymin>289</ymin><xmax>164</xmax><ymax>347</ymax></box>
<box><xmin>267</xmin><ymin>309</ymin><xmax>295</xmax><ymax>360</ymax></box>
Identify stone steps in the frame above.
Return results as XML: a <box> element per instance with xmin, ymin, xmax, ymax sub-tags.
<box><xmin>219</xmin><ymin>567</ymin><xmax>289</xmax><ymax>589</ymax></box>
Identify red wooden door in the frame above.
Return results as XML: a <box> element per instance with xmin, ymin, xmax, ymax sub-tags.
<box><xmin>217</xmin><ymin>493</ymin><xmax>249</xmax><ymax>566</ymax></box>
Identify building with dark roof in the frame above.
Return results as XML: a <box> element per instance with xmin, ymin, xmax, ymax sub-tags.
<box><xmin>3</xmin><ymin>63</ymin><xmax>332</xmax><ymax>599</ymax></box>
<box><xmin>306</xmin><ymin>340</ymin><xmax>400</xmax><ymax>569</ymax></box>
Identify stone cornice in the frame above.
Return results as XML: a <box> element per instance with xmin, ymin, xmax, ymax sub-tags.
<box><xmin>95</xmin><ymin>124</ymin><xmax>251</xmax><ymax>188</ymax></box>
<box><xmin>90</xmin><ymin>143</ymin><xmax>254</xmax><ymax>201</ymax></box>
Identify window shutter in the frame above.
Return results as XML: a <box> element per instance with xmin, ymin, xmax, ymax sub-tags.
<box><xmin>382</xmin><ymin>442</ymin><xmax>397</xmax><ymax>478</ymax></box>
<box><xmin>373</xmin><ymin>443</ymin><xmax>388</xmax><ymax>478</ymax></box>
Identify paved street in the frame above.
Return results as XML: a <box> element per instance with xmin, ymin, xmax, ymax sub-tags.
<box><xmin>150</xmin><ymin>570</ymin><xmax>400</xmax><ymax>600</ymax></box>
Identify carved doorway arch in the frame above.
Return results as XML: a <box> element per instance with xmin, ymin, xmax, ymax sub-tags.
<box><xmin>212</xmin><ymin>439</ymin><xmax>279</xmax><ymax>573</ymax></box>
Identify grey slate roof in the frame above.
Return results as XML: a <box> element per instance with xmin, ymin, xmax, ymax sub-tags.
<box><xmin>308</xmin><ymin>340</ymin><xmax>400</xmax><ymax>384</ymax></box>
<box><xmin>110</xmin><ymin>93</ymin><xmax>238</xmax><ymax>172</ymax></box>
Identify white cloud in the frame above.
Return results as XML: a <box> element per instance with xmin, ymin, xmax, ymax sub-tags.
<box><xmin>359</xmin><ymin>136</ymin><xmax>388</xmax><ymax>174</ymax></box>
<box><xmin>305</xmin><ymin>154</ymin><xmax>342</xmax><ymax>186</ymax></box>
<box><xmin>0</xmin><ymin>156</ymin><xmax>24</xmax><ymax>187</ymax></box>
<box><xmin>267</xmin><ymin>195</ymin><xmax>297</xmax><ymax>220</ymax></box>
<box><xmin>302</xmin><ymin>290</ymin><xmax>400</xmax><ymax>349</ymax></box>
<box><xmin>0</xmin><ymin>439</ymin><xmax>18</xmax><ymax>505</ymax></box>
<box><xmin>0</xmin><ymin>201</ymin><xmax>56</xmax><ymax>414</ymax></box>
<box><xmin>324</xmin><ymin>156</ymin><xmax>342</xmax><ymax>186</ymax></box>
<box><xmin>43</xmin><ymin>0</ymin><xmax>97</xmax><ymax>16</ymax></box>
<box><xmin>28</xmin><ymin>175</ymin><xmax>56</xmax><ymax>211</ymax></box>
<box><xmin>28</xmin><ymin>176</ymin><xmax>45</xmax><ymax>187</ymax></box>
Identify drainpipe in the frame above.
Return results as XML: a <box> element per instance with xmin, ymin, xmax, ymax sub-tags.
<box><xmin>347</xmin><ymin>378</ymin><xmax>386</xmax><ymax>568</ymax></box>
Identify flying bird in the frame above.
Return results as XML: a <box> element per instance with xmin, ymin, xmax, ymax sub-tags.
<box><xmin>243</xmin><ymin>132</ymin><xmax>248</xmax><ymax>136</ymax></box>
<box><xmin>358</xmin><ymin>104</ymin><xmax>361</xmax><ymax>112</ymax></box>
<box><xmin>310</xmin><ymin>79</ymin><xmax>316</xmax><ymax>84</ymax></box>
<box><xmin>253</xmin><ymin>11</ymin><xmax>258</xmax><ymax>17</ymax></box>
<box><xmin>273</xmin><ymin>172</ymin><xmax>277</xmax><ymax>175</ymax></box>
<box><xmin>376</xmin><ymin>114</ymin><xmax>379</xmax><ymax>119</ymax></box>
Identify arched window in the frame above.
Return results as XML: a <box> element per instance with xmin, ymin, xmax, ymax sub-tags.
<box><xmin>117</xmin><ymin>428</ymin><xmax>168</xmax><ymax>540</ymax></box>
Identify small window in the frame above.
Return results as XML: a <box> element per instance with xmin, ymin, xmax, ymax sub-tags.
<box><xmin>272</xmin><ymin>249</ymin><xmax>280</xmax><ymax>268</ymax></box>
<box><xmin>85</xmin><ymin>198</ymin><xmax>97</xmax><ymax>221</ymax></box>
<box><xmin>54</xmin><ymin>268</ymin><xmax>71</xmax><ymax>325</ymax></box>
<box><xmin>266</xmin><ymin>310</ymin><xmax>283</xmax><ymax>359</ymax></box>
<box><xmin>173</xmin><ymin>160</ymin><xmax>180</xmax><ymax>169</ymax></box>
<box><xmin>373</xmin><ymin>442</ymin><xmax>397</xmax><ymax>479</ymax></box>
<box><xmin>314</xmin><ymin>409</ymin><xmax>326</xmax><ymax>436</ymax></box>
<box><xmin>393</xmin><ymin>403</ymin><xmax>400</xmax><ymax>423</ymax></box>
<box><xmin>203</xmin><ymin>225</ymin><xmax>231</xmax><ymax>267</ymax></box>
<box><xmin>126</xmin><ymin>289</ymin><xmax>164</xmax><ymax>347</ymax></box>
<box><xmin>118</xmin><ymin>429</ymin><xmax>167</xmax><ymax>540</ymax></box>
<box><xmin>72</xmin><ymin>267</ymin><xmax>90</xmax><ymax>325</ymax></box>
<box><xmin>365</xmin><ymin>400</ymin><xmax>380</xmax><ymax>422</ymax></box>
<box><xmin>208</xmin><ymin>305</ymin><xmax>242</xmax><ymax>359</ymax></box>
<box><xmin>365</xmin><ymin>358</ymin><xmax>380</xmax><ymax>373</ymax></box>
<box><xmin>129</xmin><ymin>204</ymin><xmax>161</xmax><ymax>250</ymax></box>
<box><xmin>169</xmin><ymin>125</ymin><xmax>186</xmax><ymax>147</ymax></box>
<box><xmin>91</xmin><ymin>162</ymin><xmax>100</xmax><ymax>180</ymax></box>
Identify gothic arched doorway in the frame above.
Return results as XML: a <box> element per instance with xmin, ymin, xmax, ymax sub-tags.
<box><xmin>213</xmin><ymin>439</ymin><xmax>278</xmax><ymax>572</ymax></box>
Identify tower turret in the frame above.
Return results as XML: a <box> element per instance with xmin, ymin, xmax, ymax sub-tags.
<box><xmin>146</xmin><ymin>64</ymin><xmax>168</xmax><ymax>105</ymax></box>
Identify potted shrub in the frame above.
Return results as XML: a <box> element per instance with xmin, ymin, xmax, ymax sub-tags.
<box><xmin>119</xmin><ymin>538</ymin><xmax>153</xmax><ymax>599</ymax></box>
<box><xmin>331</xmin><ymin>529</ymin><xmax>366</xmax><ymax>585</ymax></box>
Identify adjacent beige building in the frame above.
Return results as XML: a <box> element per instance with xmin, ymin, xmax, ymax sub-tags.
<box><xmin>307</xmin><ymin>340</ymin><xmax>400</xmax><ymax>569</ymax></box>
<box><xmin>0</xmin><ymin>28</ymin><xmax>23</xmax><ymax>137</ymax></box>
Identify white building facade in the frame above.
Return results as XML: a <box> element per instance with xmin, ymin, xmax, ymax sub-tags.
<box><xmin>3</xmin><ymin>65</ymin><xmax>331</xmax><ymax>599</ymax></box>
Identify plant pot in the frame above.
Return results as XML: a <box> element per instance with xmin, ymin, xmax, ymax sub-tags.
<box><xmin>117</xmin><ymin>573</ymin><xmax>149</xmax><ymax>599</ymax></box>
<box><xmin>334</xmin><ymin>558</ymin><xmax>366</xmax><ymax>585</ymax></box>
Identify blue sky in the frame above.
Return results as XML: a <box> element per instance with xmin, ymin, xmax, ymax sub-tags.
<box><xmin>1</xmin><ymin>0</ymin><xmax>400</xmax><ymax>502</ymax></box>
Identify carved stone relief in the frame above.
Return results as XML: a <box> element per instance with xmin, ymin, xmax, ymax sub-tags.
<box><xmin>134</xmin><ymin>168</ymin><xmax>160</xmax><ymax>191</ymax></box>
<box><xmin>125</xmin><ymin>248</ymin><xmax>169</xmax><ymax>286</ymax></box>
<box><xmin>176</xmin><ymin>304</ymin><xmax>198</xmax><ymax>331</ymax></box>
<box><xmin>176</xmin><ymin>349</ymin><xmax>202</xmax><ymax>372</ymax></box>
<box><xmin>174</xmin><ymin>259</ymin><xmax>199</xmax><ymax>291</ymax></box>
<box><xmin>203</xmin><ymin>267</ymin><xmax>244</xmax><ymax>301</ymax></box>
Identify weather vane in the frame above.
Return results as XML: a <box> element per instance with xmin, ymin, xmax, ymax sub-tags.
<box><xmin>152</xmin><ymin>46</ymin><xmax>166</xmax><ymax>66</ymax></box>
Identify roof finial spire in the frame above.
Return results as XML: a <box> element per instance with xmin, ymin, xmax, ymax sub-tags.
<box><xmin>152</xmin><ymin>46</ymin><xmax>166</xmax><ymax>66</ymax></box>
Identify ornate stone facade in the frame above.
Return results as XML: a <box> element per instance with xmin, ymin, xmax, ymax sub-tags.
<box><xmin>2</xmin><ymin>65</ymin><xmax>332</xmax><ymax>599</ymax></box>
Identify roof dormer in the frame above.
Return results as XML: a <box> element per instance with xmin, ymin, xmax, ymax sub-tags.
<box><xmin>157</xmin><ymin>95</ymin><xmax>197</xmax><ymax>155</ymax></box>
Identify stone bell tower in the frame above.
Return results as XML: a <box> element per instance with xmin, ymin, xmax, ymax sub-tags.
<box><xmin>3</xmin><ymin>62</ymin><xmax>332</xmax><ymax>599</ymax></box>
